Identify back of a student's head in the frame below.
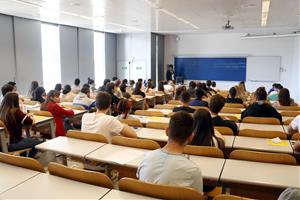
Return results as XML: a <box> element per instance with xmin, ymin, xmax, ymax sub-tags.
<box><xmin>211</xmin><ymin>81</ymin><xmax>216</xmax><ymax>87</ymax></box>
<box><xmin>62</xmin><ymin>85</ymin><xmax>71</xmax><ymax>95</ymax></box>
<box><xmin>168</xmin><ymin>111</ymin><xmax>194</xmax><ymax>145</ymax></box>
<box><xmin>106</xmin><ymin>82</ymin><xmax>115</xmax><ymax>94</ymax></box>
<box><xmin>137</xmin><ymin>78</ymin><xmax>143</xmax><ymax>83</ymax></box>
<box><xmin>195</xmin><ymin>88</ymin><xmax>205</xmax><ymax>100</ymax></box>
<box><xmin>117</xmin><ymin>99</ymin><xmax>132</xmax><ymax>119</ymax></box>
<box><xmin>54</xmin><ymin>83</ymin><xmax>62</xmax><ymax>92</ymax></box>
<box><xmin>7</xmin><ymin>81</ymin><xmax>17</xmax><ymax>91</ymax></box>
<box><xmin>115</xmin><ymin>79</ymin><xmax>121</xmax><ymax>87</ymax></box>
<box><xmin>74</xmin><ymin>78</ymin><xmax>80</xmax><ymax>86</ymax></box>
<box><xmin>158</xmin><ymin>82</ymin><xmax>164</xmax><ymax>92</ymax></box>
<box><xmin>112</xmin><ymin>77</ymin><xmax>118</xmax><ymax>82</ymax></box>
<box><xmin>278</xmin><ymin>88</ymin><xmax>291</xmax><ymax>106</ymax></box>
<box><xmin>134</xmin><ymin>82</ymin><xmax>142</xmax><ymax>94</ymax></box>
<box><xmin>103</xmin><ymin>79</ymin><xmax>111</xmax><ymax>86</ymax></box>
<box><xmin>96</xmin><ymin>92</ymin><xmax>112</xmax><ymax>111</ymax></box>
<box><xmin>120</xmin><ymin>84</ymin><xmax>127</xmax><ymax>93</ymax></box>
<box><xmin>276</xmin><ymin>84</ymin><xmax>283</xmax><ymax>91</ymax></box>
<box><xmin>206</xmin><ymin>80</ymin><xmax>212</xmax><ymax>87</ymax></box>
<box><xmin>180</xmin><ymin>91</ymin><xmax>191</xmax><ymax>104</ymax></box>
<box><xmin>189</xmin><ymin>81</ymin><xmax>196</xmax><ymax>89</ymax></box>
<box><xmin>255</xmin><ymin>87</ymin><xmax>267</xmax><ymax>101</ymax></box>
<box><xmin>33</xmin><ymin>87</ymin><xmax>46</xmax><ymax>100</ymax></box>
<box><xmin>1</xmin><ymin>84</ymin><xmax>14</xmax><ymax>96</ymax></box>
<box><xmin>209</xmin><ymin>94</ymin><xmax>225</xmax><ymax>114</ymax></box>
<box><xmin>122</xmin><ymin>79</ymin><xmax>128</xmax><ymax>85</ymax></box>
<box><xmin>0</xmin><ymin>92</ymin><xmax>20</xmax><ymax>122</ymax></box>
<box><xmin>81</xmin><ymin>87</ymin><xmax>90</xmax><ymax>96</ymax></box>
<box><xmin>229</xmin><ymin>87</ymin><xmax>237</xmax><ymax>98</ymax></box>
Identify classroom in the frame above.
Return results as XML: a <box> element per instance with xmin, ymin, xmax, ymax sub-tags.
<box><xmin>0</xmin><ymin>0</ymin><xmax>299</xmax><ymax>199</ymax></box>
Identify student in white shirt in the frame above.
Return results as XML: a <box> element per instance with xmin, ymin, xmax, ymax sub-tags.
<box><xmin>81</xmin><ymin>92</ymin><xmax>137</xmax><ymax>143</ymax></box>
<box><xmin>288</xmin><ymin>115</ymin><xmax>300</xmax><ymax>135</ymax></box>
<box><xmin>71</xmin><ymin>78</ymin><xmax>81</xmax><ymax>94</ymax></box>
<box><xmin>73</xmin><ymin>86</ymin><xmax>95</xmax><ymax>110</ymax></box>
<box><xmin>137</xmin><ymin>111</ymin><xmax>203</xmax><ymax>193</ymax></box>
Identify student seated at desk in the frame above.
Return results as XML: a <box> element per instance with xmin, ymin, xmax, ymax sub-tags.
<box><xmin>1</xmin><ymin>84</ymin><xmax>14</xmax><ymax>102</ymax></box>
<box><xmin>71</xmin><ymin>78</ymin><xmax>81</xmax><ymax>94</ymax></box>
<box><xmin>31</xmin><ymin>87</ymin><xmax>46</xmax><ymax>103</ymax></box>
<box><xmin>98</xmin><ymin>79</ymin><xmax>111</xmax><ymax>92</ymax></box>
<box><xmin>191</xmin><ymin>109</ymin><xmax>225</xmax><ymax>148</ymax></box>
<box><xmin>225</xmin><ymin>87</ymin><xmax>243</xmax><ymax>104</ymax></box>
<box><xmin>241</xmin><ymin>87</ymin><xmax>282</xmax><ymax>122</ymax></box>
<box><xmin>274</xmin><ymin>88</ymin><xmax>297</xmax><ymax>107</ymax></box>
<box><xmin>61</xmin><ymin>85</ymin><xmax>76</xmax><ymax>102</ymax></box>
<box><xmin>209</xmin><ymin>94</ymin><xmax>239</xmax><ymax>135</ymax></box>
<box><xmin>189</xmin><ymin>88</ymin><xmax>208</xmax><ymax>107</ymax></box>
<box><xmin>27</xmin><ymin>81</ymin><xmax>39</xmax><ymax>99</ymax></box>
<box><xmin>54</xmin><ymin>83</ymin><xmax>62</xmax><ymax>94</ymax></box>
<box><xmin>116</xmin><ymin>99</ymin><xmax>136</xmax><ymax>120</ymax></box>
<box><xmin>0</xmin><ymin>92</ymin><xmax>42</xmax><ymax>157</ymax></box>
<box><xmin>278</xmin><ymin>188</ymin><xmax>300</xmax><ymax>200</ymax></box>
<box><xmin>174</xmin><ymin>85</ymin><xmax>186</xmax><ymax>100</ymax></box>
<box><xmin>137</xmin><ymin>111</ymin><xmax>203</xmax><ymax>193</ymax></box>
<box><xmin>114</xmin><ymin>79</ymin><xmax>123</xmax><ymax>99</ymax></box>
<box><xmin>173</xmin><ymin>91</ymin><xmax>195</xmax><ymax>114</ymax></box>
<box><xmin>187</xmin><ymin>81</ymin><xmax>197</xmax><ymax>98</ymax></box>
<box><xmin>47</xmin><ymin>90</ymin><xmax>75</xmax><ymax>137</ymax></box>
<box><xmin>133</xmin><ymin>82</ymin><xmax>146</xmax><ymax>98</ymax></box>
<box><xmin>288</xmin><ymin>115</ymin><xmax>300</xmax><ymax>135</ymax></box>
<box><xmin>81</xmin><ymin>92</ymin><xmax>137</xmax><ymax>143</ymax></box>
<box><xmin>267</xmin><ymin>84</ymin><xmax>282</xmax><ymax>101</ymax></box>
<box><xmin>73</xmin><ymin>87</ymin><xmax>95</xmax><ymax>110</ymax></box>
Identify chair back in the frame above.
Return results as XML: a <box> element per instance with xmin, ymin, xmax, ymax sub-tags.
<box><xmin>242</xmin><ymin>117</ymin><xmax>281</xmax><ymax>125</ymax></box>
<box><xmin>111</xmin><ymin>136</ymin><xmax>160</xmax><ymax>150</ymax></box>
<box><xmin>283</xmin><ymin>119</ymin><xmax>293</xmax><ymax>125</ymax></box>
<box><xmin>220</xmin><ymin>107</ymin><xmax>241</xmax><ymax>114</ymax></box>
<box><xmin>29</xmin><ymin>110</ymin><xmax>53</xmax><ymax>117</ymax></box>
<box><xmin>183</xmin><ymin>145</ymin><xmax>224</xmax><ymax>158</ymax></box>
<box><xmin>135</xmin><ymin>110</ymin><xmax>164</xmax><ymax>117</ymax></box>
<box><xmin>220</xmin><ymin>115</ymin><xmax>240</xmax><ymax>122</ymax></box>
<box><xmin>66</xmin><ymin>130</ymin><xmax>108</xmax><ymax>143</ymax></box>
<box><xmin>215</xmin><ymin>126</ymin><xmax>234</xmax><ymax>135</ymax></box>
<box><xmin>190</xmin><ymin>106</ymin><xmax>209</xmax><ymax>111</ymax></box>
<box><xmin>62</xmin><ymin>104</ymin><xmax>85</xmax><ymax>110</ymax></box>
<box><xmin>292</xmin><ymin>133</ymin><xmax>300</xmax><ymax>140</ymax></box>
<box><xmin>119</xmin><ymin>177</ymin><xmax>203</xmax><ymax>200</ymax></box>
<box><xmin>119</xmin><ymin>119</ymin><xmax>143</xmax><ymax>127</ymax></box>
<box><xmin>280</xmin><ymin>111</ymin><xmax>300</xmax><ymax>117</ymax></box>
<box><xmin>229</xmin><ymin>150</ymin><xmax>297</xmax><ymax>165</ymax></box>
<box><xmin>168</xmin><ymin>100</ymin><xmax>181</xmax><ymax>105</ymax></box>
<box><xmin>239</xmin><ymin>129</ymin><xmax>286</xmax><ymax>139</ymax></box>
<box><xmin>0</xmin><ymin>153</ymin><xmax>45</xmax><ymax>172</ymax></box>
<box><xmin>277</xmin><ymin>106</ymin><xmax>300</xmax><ymax>111</ymax></box>
<box><xmin>154</xmin><ymin>104</ymin><xmax>177</xmax><ymax>110</ymax></box>
<box><xmin>214</xmin><ymin>194</ymin><xmax>254</xmax><ymax>200</ymax></box>
<box><xmin>146</xmin><ymin>122</ymin><xmax>168</xmax><ymax>130</ymax></box>
<box><xmin>48</xmin><ymin>162</ymin><xmax>113</xmax><ymax>188</ymax></box>
<box><xmin>224</xmin><ymin>103</ymin><xmax>244</xmax><ymax>108</ymax></box>
<box><xmin>23</xmin><ymin>100</ymin><xmax>40</xmax><ymax>105</ymax></box>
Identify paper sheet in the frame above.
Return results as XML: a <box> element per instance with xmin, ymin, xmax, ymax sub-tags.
<box><xmin>101</xmin><ymin>149</ymin><xmax>145</xmax><ymax>165</ymax></box>
<box><xmin>267</xmin><ymin>139</ymin><xmax>289</xmax><ymax>146</ymax></box>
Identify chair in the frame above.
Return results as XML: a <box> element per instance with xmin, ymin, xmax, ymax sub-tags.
<box><xmin>168</xmin><ymin>100</ymin><xmax>181</xmax><ymax>105</ymax></box>
<box><xmin>220</xmin><ymin>107</ymin><xmax>241</xmax><ymax>114</ymax></box>
<box><xmin>48</xmin><ymin>162</ymin><xmax>114</xmax><ymax>188</ymax></box>
<box><xmin>154</xmin><ymin>104</ymin><xmax>177</xmax><ymax>110</ymax></box>
<box><xmin>135</xmin><ymin>110</ymin><xmax>164</xmax><ymax>117</ymax></box>
<box><xmin>242</xmin><ymin>117</ymin><xmax>281</xmax><ymax>125</ymax></box>
<box><xmin>214</xmin><ymin>194</ymin><xmax>254</xmax><ymax>200</ymax></box>
<box><xmin>215</xmin><ymin>126</ymin><xmax>234</xmax><ymax>135</ymax></box>
<box><xmin>119</xmin><ymin>177</ymin><xmax>203</xmax><ymax>200</ymax></box>
<box><xmin>0</xmin><ymin>152</ymin><xmax>45</xmax><ymax>172</ymax></box>
<box><xmin>292</xmin><ymin>133</ymin><xmax>300</xmax><ymax>140</ymax></box>
<box><xmin>183</xmin><ymin>145</ymin><xmax>224</xmax><ymax>158</ymax></box>
<box><xmin>229</xmin><ymin>150</ymin><xmax>297</xmax><ymax>165</ymax></box>
<box><xmin>280</xmin><ymin>111</ymin><xmax>300</xmax><ymax>117</ymax></box>
<box><xmin>224</xmin><ymin>103</ymin><xmax>244</xmax><ymax>108</ymax></box>
<box><xmin>29</xmin><ymin>110</ymin><xmax>53</xmax><ymax>117</ymax></box>
<box><xmin>111</xmin><ymin>136</ymin><xmax>160</xmax><ymax>150</ymax></box>
<box><xmin>277</xmin><ymin>106</ymin><xmax>300</xmax><ymax>111</ymax></box>
<box><xmin>119</xmin><ymin>119</ymin><xmax>143</xmax><ymax>127</ymax></box>
<box><xmin>239</xmin><ymin>129</ymin><xmax>286</xmax><ymax>139</ymax></box>
<box><xmin>283</xmin><ymin>118</ymin><xmax>293</xmax><ymax>125</ymax></box>
<box><xmin>66</xmin><ymin>130</ymin><xmax>108</xmax><ymax>143</ymax></box>
<box><xmin>146</xmin><ymin>122</ymin><xmax>168</xmax><ymax>130</ymax></box>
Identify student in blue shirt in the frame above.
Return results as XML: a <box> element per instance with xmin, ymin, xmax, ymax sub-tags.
<box><xmin>189</xmin><ymin>88</ymin><xmax>208</xmax><ymax>107</ymax></box>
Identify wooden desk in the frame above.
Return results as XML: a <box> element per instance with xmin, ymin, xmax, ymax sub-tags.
<box><xmin>73</xmin><ymin>109</ymin><xmax>87</xmax><ymax>118</ymax></box>
<box><xmin>32</xmin><ymin>115</ymin><xmax>55</xmax><ymax>138</ymax></box>
<box><xmin>224</xmin><ymin>136</ymin><xmax>235</xmax><ymax>148</ymax></box>
<box><xmin>0</xmin><ymin>162</ymin><xmax>40</xmax><ymax>194</ymax></box>
<box><xmin>0</xmin><ymin>173</ymin><xmax>110</xmax><ymax>199</ymax></box>
<box><xmin>221</xmin><ymin>159</ymin><xmax>300</xmax><ymax>188</ymax></box>
<box><xmin>101</xmin><ymin>189</ymin><xmax>159</xmax><ymax>200</ymax></box>
<box><xmin>233</xmin><ymin>136</ymin><xmax>293</xmax><ymax>154</ymax></box>
<box><xmin>239</xmin><ymin>123</ymin><xmax>285</xmax><ymax>132</ymax></box>
<box><xmin>147</xmin><ymin>108</ymin><xmax>173</xmax><ymax>116</ymax></box>
<box><xmin>0</xmin><ymin>127</ymin><xmax>8</xmax><ymax>153</ymax></box>
<box><xmin>132</xmin><ymin>115</ymin><xmax>170</xmax><ymax>125</ymax></box>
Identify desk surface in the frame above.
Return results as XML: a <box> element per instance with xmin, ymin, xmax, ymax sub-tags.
<box><xmin>133</xmin><ymin>115</ymin><xmax>170</xmax><ymax>124</ymax></box>
<box><xmin>147</xmin><ymin>108</ymin><xmax>173</xmax><ymax>116</ymax></box>
<box><xmin>239</xmin><ymin>123</ymin><xmax>284</xmax><ymax>132</ymax></box>
<box><xmin>0</xmin><ymin>173</ymin><xmax>110</xmax><ymax>199</ymax></box>
<box><xmin>137</xmin><ymin>128</ymin><xmax>168</xmax><ymax>142</ymax></box>
<box><xmin>0</xmin><ymin>162</ymin><xmax>40</xmax><ymax>194</ymax></box>
<box><xmin>36</xmin><ymin>136</ymin><xmax>106</xmax><ymax>158</ymax></box>
<box><xmin>101</xmin><ymin>189</ymin><xmax>159</xmax><ymax>200</ymax></box>
<box><xmin>73</xmin><ymin>109</ymin><xmax>87</xmax><ymax>116</ymax></box>
<box><xmin>33</xmin><ymin>115</ymin><xmax>53</xmax><ymax>125</ymax></box>
<box><xmin>221</xmin><ymin>159</ymin><xmax>300</xmax><ymax>188</ymax></box>
<box><xmin>233</xmin><ymin>136</ymin><xmax>293</xmax><ymax>154</ymax></box>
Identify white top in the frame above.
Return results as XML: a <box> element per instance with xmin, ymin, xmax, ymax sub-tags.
<box><xmin>137</xmin><ymin>149</ymin><xmax>203</xmax><ymax>193</ymax></box>
<box><xmin>101</xmin><ymin>189</ymin><xmax>160</xmax><ymax>200</ymax></box>
<box><xmin>0</xmin><ymin>173</ymin><xmax>110</xmax><ymax>199</ymax></box>
<box><xmin>81</xmin><ymin>112</ymin><xmax>124</xmax><ymax>143</ymax></box>
<box><xmin>35</xmin><ymin>136</ymin><xmax>106</xmax><ymax>158</ymax></box>
<box><xmin>0</xmin><ymin>162</ymin><xmax>40</xmax><ymax>194</ymax></box>
<box><xmin>73</xmin><ymin>92</ymin><xmax>94</xmax><ymax>108</ymax></box>
<box><xmin>221</xmin><ymin>159</ymin><xmax>300</xmax><ymax>188</ymax></box>
<box><xmin>71</xmin><ymin>85</ymin><xmax>81</xmax><ymax>94</ymax></box>
<box><xmin>290</xmin><ymin>115</ymin><xmax>300</xmax><ymax>131</ymax></box>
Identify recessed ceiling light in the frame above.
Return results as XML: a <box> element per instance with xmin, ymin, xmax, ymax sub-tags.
<box><xmin>247</xmin><ymin>3</ymin><xmax>256</xmax><ymax>8</ymax></box>
<box><xmin>70</xmin><ymin>2</ymin><xmax>80</xmax><ymax>6</ymax></box>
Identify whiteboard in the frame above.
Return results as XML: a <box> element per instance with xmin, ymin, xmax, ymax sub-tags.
<box><xmin>246</xmin><ymin>56</ymin><xmax>281</xmax><ymax>82</ymax></box>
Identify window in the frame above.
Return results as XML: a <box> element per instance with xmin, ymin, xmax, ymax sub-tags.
<box><xmin>41</xmin><ymin>23</ymin><xmax>61</xmax><ymax>91</ymax></box>
<box><xmin>94</xmin><ymin>31</ymin><xmax>105</xmax><ymax>87</ymax></box>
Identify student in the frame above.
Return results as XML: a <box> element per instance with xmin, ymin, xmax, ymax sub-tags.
<box><xmin>267</xmin><ymin>84</ymin><xmax>283</xmax><ymax>101</ymax></box>
<box><xmin>278</xmin><ymin>188</ymin><xmax>300</xmax><ymax>200</ymax></box>
<box><xmin>157</xmin><ymin>81</ymin><xmax>165</xmax><ymax>94</ymax></box>
<box><xmin>72</xmin><ymin>78</ymin><xmax>81</xmax><ymax>94</ymax></box>
<box><xmin>61</xmin><ymin>85</ymin><xmax>76</xmax><ymax>102</ymax></box>
<box><xmin>7</xmin><ymin>81</ymin><xmax>17</xmax><ymax>92</ymax></box>
<box><xmin>133</xmin><ymin>82</ymin><xmax>146</xmax><ymax>98</ymax></box>
<box><xmin>127</xmin><ymin>80</ymin><xmax>135</xmax><ymax>94</ymax></box>
<box><xmin>0</xmin><ymin>92</ymin><xmax>42</xmax><ymax>157</ymax></box>
<box><xmin>31</xmin><ymin>86</ymin><xmax>46</xmax><ymax>103</ymax></box>
<box><xmin>47</xmin><ymin>90</ymin><xmax>75</xmax><ymax>137</ymax></box>
<box><xmin>225</xmin><ymin>87</ymin><xmax>243</xmax><ymax>104</ymax></box>
<box><xmin>116</xmin><ymin>99</ymin><xmax>135</xmax><ymax>120</ymax></box>
<box><xmin>174</xmin><ymin>85</ymin><xmax>186</xmax><ymax>100</ymax></box>
<box><xmin>241</xmin><ymin>87</ymin><xmax>282</xmax><ymax>122</ymax></box>
<box><xmin>145</xmin><ymin>81</ymin><xmax>155</xmax><ymax>94</ymax></box>
<box><xmin>54</xmin><ymin>83</ymin><xmax>62</xmax><ymax>93</ymax></box>
<box><xmin>276</xmin><ymin>88</ymin><xmax>297</xmax><ymax>107</ymax></box>
<box><xmin>173</xmin><ymin>91</ymin><xmax>195</xmax><ymax>113</ymax></box>
<box><xmin>166</xmin><ymin>64</ymin><xmax>175</xmax><ymax>81</ymax></box>
<box><xmin>206</xmin><ymin>80</ymin><xmax>216</xmax><ymax>94</ymax></box>
<box><xmin>88</xmin><ymin>77</ymin><xmax>96</xmax><ymax>93</ymax></box>
<box><xmin>1</xmin><ymin>84</ymin><xmax>14</xmax><ymax>102</ymax></box>
<box><xmin>211</xmin><ymin>81</ymin><xmax>218</xmax><ymax>91</ymax></box>
<box><xmin>112</xmin><ymin>76</ymin><xmax>118</xmax><ymax>83</ymax></box>
<box><xmin>189</xmin><ymin>88</ymin><xmax>208</xmax><ymax>107</ymax></box>
<box><xmin>106</xmin><ymin>82</ymin><xmax>120</xmax><ymax>105</ymax></box>
<box><xmin>27</xmin><ymin>81</ymin><xmax>39</xmax><ymax>98</ymax></box>
<box><xmin>81</xmin><ymin>92</ymin><xmax>137</xmax><ymax>143</ymax></box>
<box><xmin>98</xmin><ymin>79</ymin><xmax>111</xmax><ymax>92</ymax></box>
<box><xmin>268</xmin><ymin>83</ymin><xmax>277</xmax><ymax>95</ymax></box>
<box><xmin>209</xmin><ymin>94</ymin><xmax>239</xmax><ymax>135</ymax></box>
<box><xmin>187</xmin><ymin>81</ymin><xmax>197</xmax><ymax>98</ymax></box>
<box><xmin>114</xmin><ymin>79</ymin><xmax>123</xmax><ymax>98</ymax></box>
<box><xmin>73</xmin><ymin>87</ymin><xmax>95</xmax><ymax>110</ymax></box>
<box><xmin>137</xmin><ymin>111</ymin><xmax>203</xmax><ymax>192</ymax></box>
<box><xmin>288</xmin><ymin>115</ymin><xmax>300</xmax><ymax>135</ymax></box>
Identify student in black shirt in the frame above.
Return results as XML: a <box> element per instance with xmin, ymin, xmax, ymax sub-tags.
<box><xmin>133</xmin><ymin>82</ymin><xmax>146</xmax><ymax>98</ymax></box>
<box><xmin>241</xmin><ymin>87</ymin><xmax>282</xmax><ymax>122</ymax></box>
<box><xmin>173</xmin><ymin>91</ymin><xmax>195</xmax><ymax>113</ymax></box>
<box><xmin>189</xmin><ymin>88</ymin><xmax>208</xmax><ymax>107</ymax></box>
<box><xmin>209</xmin><ymin>94</ymin><xmax>239</xmax><ymax>135</ymax></box>
<box><xmin>225</xmin><ymin>87</ymin><xmax>243</xmax><ymax>104</ymax></box>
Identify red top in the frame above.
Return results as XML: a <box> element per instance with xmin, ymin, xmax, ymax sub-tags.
<box><xmin>47</xmin><ymin>102</ymin><xmax>74</xmax><ymax>137</ymax></box>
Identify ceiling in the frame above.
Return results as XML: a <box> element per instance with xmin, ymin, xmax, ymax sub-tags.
<box><xmin>0</xmin><ymin>0</ymin><xmax>299</xmax><ymax>34</ymax></box>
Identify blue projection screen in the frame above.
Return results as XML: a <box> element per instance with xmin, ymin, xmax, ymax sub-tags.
<box><xmin>174</xmin><ymin>57</ymin><xmax>246</xmax><ymax>81</ymax></box>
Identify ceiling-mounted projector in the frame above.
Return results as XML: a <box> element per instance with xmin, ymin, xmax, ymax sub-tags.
<box><xmin>222</xmin><ymin>19</ymin><xmax>234</xmax><ymax>30</ymax></box>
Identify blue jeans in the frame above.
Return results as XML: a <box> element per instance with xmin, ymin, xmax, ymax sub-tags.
<box><xmin>8</xmin><ymin>138</ymin><xmax>43</xmax><ymax>158</ymax></box>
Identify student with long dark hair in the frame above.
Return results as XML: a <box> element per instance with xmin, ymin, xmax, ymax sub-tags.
<box><xmin>133</xmin><ymin>82</ymin><xmax>145</xmax><ymax>98</ymax></box>
<box><xmin>277</xmin><ymin>88</ymin><xmax>297</xmax><ymax>106</ymax></box>
<box><xmin>0</xmin><ymin>92</ymin><xmax>42</xmax><ymax>157</ymax></box>
<box><xmin>31</xmin><ymin>86</ymin><xmax>46</xmax><ymax>103</ymax></box>
<box><xmin>116</xmin><ymin>99</ymin><xmax>135</xmax><ymax>120</ymax></box>
<box><xmin>225</xmin><ymin>87</ymin><xmax>243</xmax><ymax>104</ymax></box>
<box><xmin>28</xmin><ymin>81</ymin><xmax>39</xmax><ymax>98</ymax></box>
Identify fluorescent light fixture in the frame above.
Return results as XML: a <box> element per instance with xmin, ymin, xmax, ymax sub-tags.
<box><xmin>241</xmin><ymin>32</ymin><xmax>300</xmax><ymax>39</ymax></box>
<box><xmin>261</xmin><ymin>0</ymin><xmax>270</xmax><ymax>27</ymax></box>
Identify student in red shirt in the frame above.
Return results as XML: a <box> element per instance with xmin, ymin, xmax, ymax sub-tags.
<box><xmin>46</xmin><ymin>90</ymin><xmax>74</xmax><ymax>137</ymax></box>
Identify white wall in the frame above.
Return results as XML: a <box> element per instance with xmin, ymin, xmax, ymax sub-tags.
<box><xmin>165</xmin><ymin>33</ymin><xmax>300</xmax><ymax>102</ymax></box>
